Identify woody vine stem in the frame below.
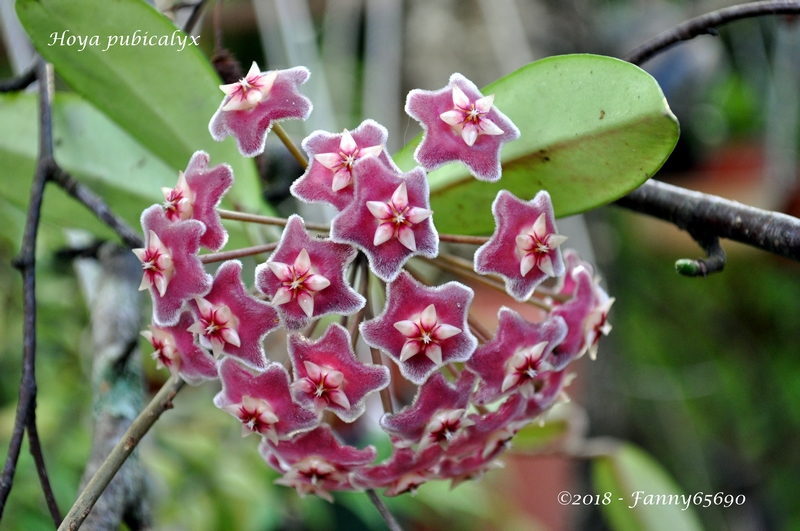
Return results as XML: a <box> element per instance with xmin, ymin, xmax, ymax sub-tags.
<box><xmin>2</xmin><ymin>1</ymin><xmax>800</xmax><ymax>530</ymax></box>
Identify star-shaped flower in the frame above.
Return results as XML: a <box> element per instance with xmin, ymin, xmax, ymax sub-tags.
<box><xmin>141</xmin><ymin>311</ymin><xmax>217</xmax><ymax>385</ymax></box>
<box><xmin>161</xmin><ymin>151</ymin><xmax>234</xmax><ymax>251</ymax></box>
<box><xmin>519</xmin><ymin>369</ymin><xmax>572</xmax><ymax>421</ymax></box>
<box><xmin>214</xmin><ymin>358</ymin><xmax>319</xmax><ymax>444</ymax></box>
<box><xmin>355</xmin><ymin>444</ymin><xmax>443</xmax><ymax>496</ymax></box>
<box><xmin>260</xmin><ymin>425</ymin><xmax>377</xmax><ymax>501</ymax></box>
<box><xmin>548</xmin><ymin>265</ymin><xmax>597</xmax><ymax>370</ymax></box>
<box><xmin>133</xmin><ymin>205</ymin><xmax>212</xmax><ymax>326</ymax></box>
<box><xmin>444</xmin><ymin>394</ymin><xmax>527</xmax><ymax>464</ymax></box>
<box><xmin>290</xmin><ymin>120</ymin><xmax>400</xmax><ymax>211</ymax></box>
<box><xmin>209</xmin><ymin>64</ymin><xmax>313</xmax><ymax>158</ymax></box>
<box><xmin>288</xmin><ymin>323</ymin><xmax>390</xmax><ymax>422</ymax></box>
<box><xmin>360</xmin><ymin>271</ymin><xmax>477</xmax><ymax>385</ymax></box>
<box><xmin>474</xmin><ymin>190</ymin><xmax>567</xmax><ymax>302</ymax></box>
<box><xmin>405</xmin><ymin>73</ymin><xmax>520</xmax><ymax>182</ymax></box>
<box><xmin>256</xmin><ymin>215</ymin><xmax>365</xmax><ymax>330</ymax></box>
<box><xmin>466</xmin><ymin>308</ymin><xmax>567</xmax><ymax>405</ymax></box>
<box><xmin>380</xmin><ymin>371</ymin><xmax>476</xmax><ymax>450</ymax></box>
<box><xmin>187</xmin><ymin>260</ymin><xmax>278</xmax><ymax>370</ymax></box>
<box><xmin>330</xmin><ymin>158</ymin><xmax>438</xmax><ymax>282</ymax></box>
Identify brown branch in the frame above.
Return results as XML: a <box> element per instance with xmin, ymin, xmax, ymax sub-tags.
<box><xmin>217</xmin><ymin>209</ymin><xmax>329</xmax><ymax>231</ymax></box>
<box><xmin>0</xmin><ymin>61</ymin><xmax>39</xmax><ymax>93</ymax></box>
<box><xmin>623</xmin><ymin>1</ymin><xmax>800</xmax><ymax>66</ymax></box>
<box><xmin>50</xmin><ymin>169</ymin><xmax>143</xmax><ymax>249</ymax></box>
<box><xmin>616</xmin><ymin>179</ymin><xmax>800</xmax><ymax>262</ymax></box>
<box><xmin>199</xmin><ymin>242</ymin><xmax>278</xmax><ymax>264</ymax></box>
<box><xmin>58</xmin><ymin>377</ymin><xmax>185</xmax><ymax>531</ymax></box>
<box><xmin>0</xmin><ymin>61</ymin><xmax>61</xmax><ymax>526</ymax></box>
<box><xmin>365</xmin><ymin>489</ymin><xmax>403</xmax><ymax>531</ymax></box>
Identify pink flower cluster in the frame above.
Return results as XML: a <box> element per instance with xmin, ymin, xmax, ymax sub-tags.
<box><xmin>135</xmin><ymin>63</ymin><xmax>613</xmax><ymax>501</ymax></box>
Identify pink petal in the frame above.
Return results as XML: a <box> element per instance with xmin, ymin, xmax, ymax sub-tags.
<box><xmin>331</xmin><ymin>169</ymin><xmax>351</xmax><ymax>192</ymax></box>
<box><xmin>420</xmin><ymin>304</ymin><xmax>438</xmax><ymax>330</ymax></box>
<box><xmin>373</xmin><ymin>223</ymin><xmax>395</xmax><ymax>246</ymax></box>
<box><xmin>461</xmin><ymin>123</ymin><xmax>479</xmax><ymax>146</ymax></box>
<box><xmin>359</xmin><ymin>145</ymin><xmax>383</xmax><ymax>158</ymax></box>
<box><xmin>366</xmin><ymin>201</ymin><xmax>392</xmax><ymax>220</ymax></box>
<box><xmin>520</xmin><ymin>253</ymin><xmax>536</xmax><ymax>277</ymax></box>
<box><xmin>154</xmin><ymin>274</ymin><xmax>169</xmax><ymax>297</ymax></box>
<box><xmin>452</xmin><ymin>85</ymin><xmax>470</xmax><ymax>109</ymax></box>
<box><xmin>475</xmin><ymin>94</ymin><xmax>495</xmax><ymax>112</ymax></box>
<box><xmin>271</xmin><ymin>287</ymin><xmax>294</xmax><ymax>306</ymax></box>
<box><xmin>303</xmin><ymin>361</ymin><xmax>323</xmax><ymax>381</ymax></box>
<box><xmin>400</xmin><ymin>340</ymin><xmax>421</xmax><ymax>362</ymax></box>
<box><xmin>390</xmin><ymin>182</ymin><xmax>408</xmax><ymax>210</ymax></box>
<box><xmin>538</xmin><ymin>255</ymin><xmax>555</xmax><ymax>277</ymax></box>
<box><xmin>480</xmin><ymin>118</ymin><xmax>503</xmax><ymax>136</ymax></box>
<box><xmin>434</xmin><ymin>323</ymin><xmax>462</xmax><ymax>341</ymax></box>
<box><xmin>297</xmin><ymin>291</ymin><xmax>315</xmax><ymax>317</ymax></box>
<box><xmin>406</xmin><ymin>207</ymin><xmax>433</xmax><ymax>224</ymax></box>
<box><xmin>328</xmin><ymin>390</ymin><xmax>351</xmax><ymax>410</ymax></box>
<box><xmin>267</xmin><ymin>261</ymin><xmax>292</xmax><ymax>281</ymax></box>
<box><xmin>424</xmin><ymin>343</ymin><xmax>443</xmax><ymax>366</ymax></box>
<box><xmin>293</xmin><ymin>248</ymin><xmax>311</xmax><ymax>276</ymax></box>
<box><xmin>440</xmin><ymin>110</ymin><xmax>464</xmax><ymax>127</ymax></box>
<box><xmin>221</xmin><ymin>328</ymin><xmax>241</xmax><ymax>348</ymax></box>
<box><xmin>314</xmin><ymin>152</ymin><xmax>342</xmax><ymax>170</ymax></box>
<box><xmin>339</xmin><ymin>129</ymin><xmax>357</xmax><ymax>153</ymax></box>
<box><xmin>305</xmin><ymin>274</ymin><xmax>331</xmax><ymax>292</ymax></box>
<box><xmin>393</xmin><ymin>320</ymin><xmax>419</xmax><ymax>337</ymax></box>
<box><xmin>397</xmin><ymin>225</ymin><xmax>417</xmax><ymax>251</ymax></box>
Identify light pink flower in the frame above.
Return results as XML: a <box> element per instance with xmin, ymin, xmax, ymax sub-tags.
<box><xmin>290</xmin><ymin>120</ymin><xmax>399</xmax><ymax>211</ymax></box>
<box><xmin>405</xmin><ymin>73</ymin><xmax>520</xmax><ymax>182</ymax></box>
<box><xmin>330</xmin><ymin>158</ymin><xmax>437</xmax><ymax>282</ymax></box>
<box><xmin>161</xmin><ymin>151</ymin><xmax>234</xmax><ymax>251</ymax></box>
<box><xmin>355</xmin><ymin>445</ymin><xmax>443</xmax><ymax>496</ymax></box>
<box><xmin>256</xmin><ymin>215</ymin><xmax>364</xmax><ymax>330</ymax></box>
<box><xmin>380</xmin><ymin>371</ymin><xmax>476</xmax><ymax>449</ymax></box>
<box><xmin>474</xmin><ymin>190</ymin><xmax>567</xmax><ymax>302</ymax></box>
<box><xmin>214</xmin><ymin>358</ymin><xmax>319</xmax><ymax>444</ymax></box>
<box><xmin>288</xmin><ymin>323</ymin><xmax>390</xmax><ymax>422</ymax></box>
<box><xmin>209</xmin><ymin>65</ymin><xmax>312</xmax><ymax>158</ymax></box>
<box><xmin>141</xmin><ymin>311</ymin><xmax>218</xmax><ymax>385</ymax></box>
<box><xmin>133</xmin><ymin>205</ymin><xmax>212</xmax><ymax>326</ymax></box>
<box><xmin>188</xmin><ymin>260</ymin><xmax>278</xmax><ymax>370</ymax></box>
<box><xmin>360</xmin><ymin>271</ymin><xmax>477</xmax><ymax>384</ymax></box>
<box><xmin>260</xmin><ymin>425</ymin><xmax>377</xmax><ymax>501</ymax></box>
<box><xmin>466</xmin><ymin>308</ymin><xmax>567</xmax><ymax>405</ymax></box>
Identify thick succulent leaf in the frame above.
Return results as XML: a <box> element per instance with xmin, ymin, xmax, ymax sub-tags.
<box><xmin>0</xmin><ymin>93</ymin><xmax>252</xmax><ymax>247</ymax></box>
<box><xmin>394</xmin><ymin>54</ymin><xmax>679</xmax><ymax>235</ymax></box>
<box><xmin>16</xmin><ymin>0</ymin><xmax>261</xmax><ymax>211</ymax></box>
<box><xmin>592</xmin><ymin>444</ymin><xmax>704</xmax><ymax>531</ymax></box>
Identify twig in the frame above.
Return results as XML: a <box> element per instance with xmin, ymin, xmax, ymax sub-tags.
<box><xmin>180</xmin><ymin>0</ymin><xmax>208</xmax><ymax>34</ymax></box>
<box><xmin>0</xmin><ymin>61</ymin><xmax>39</xmax><ymax>93</ymax></box>
<box><xmin>348</xmin><ymin>255</ymin><xmax>370</xmax><ymax>349</ymax></box>
<box><xmin>26</xmin><ymin>404</ymin><xmax>62</xmax><ymax>526</ymax></box>
<box><xmin>437</xmin><ymin>233</ymin><xmax>489</xmax><ymax>245</ymax></box>
<box><xmin>200</xmin><ymin>242</ymin><xmax>278</xmax><ymax>264</ymax></box>
<box><xmin>217</xmin><ymin>209</ymin><xmax>329</xmax><ymax>231</ymax></box>
<box><xmin>675</xmin><ymin>233</ymin><xmax>727</xmax><ymax>277</ymax></box>
<box><xmin>423</xmin><ymin>255</ymin><xmax>552</xmax><ymax>312</ymax></box>
<box><xmin>57</xmin><ymin>377</ymin><xmax>185</xmax><ymax>531</ymax></box>
<box><xmin>0</xmin><ymin>62</ymin><xmax>60</xmax><ymax>525</ymax></box>
<box><xmin>50</xmin><ymin>169</ymin><xmax>143</xmax><ymax>249</ymax></box>
<box><xmin>365</xmin><ymin>489</ymin><xmax>403</xmax><ymax>531</ymax></box>
<box><xmin>271</xmin><ymin>123</ymin><xmax>309</xmax><ymax>169</ymax></box>
<box><xmin>365</xmin><ymin>280</ymin><xmax>394</xmax><ymax>415</ymax></box>
<box><xmin>615</xmin><ymin>179</ymin><xmax>800</xmax><ymax>261</ymax></box>
<box><xmin>624</xmin><ymin>0</ymin><xmax>800</xmax><ymax>66</ymax></box>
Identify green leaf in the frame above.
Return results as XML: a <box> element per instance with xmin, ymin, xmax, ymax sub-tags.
<box><xmin>0</xmin><ymin>92</ymin><xmax>251</xmax><ymax>248</ymax></box>
<box><xmin>15</xmin><ymin>0</ymin><xmax>261</xmax><ymax>211</ymax></box>
<box><xmin>394</xmin><ymin>54</ymin><xmax>679</xmax><ymax>235</ymax></box>
<box><xmin>511</xmin><ymin>418</ymin><xmax>569</xmax><ymax>452</ymax></box>
<box><xmin>592</xmin><ymin>443</ymin><xmax>705</xmax><ymax>531</ymax></box>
